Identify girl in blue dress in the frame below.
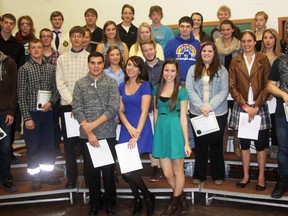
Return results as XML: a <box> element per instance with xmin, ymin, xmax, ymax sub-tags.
<box><xmin>118</xmin><ymin>56</ymin><xmax>155</xmax><ymax>216</ymax></box>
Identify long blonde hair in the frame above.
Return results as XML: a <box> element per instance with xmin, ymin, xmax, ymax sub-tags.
<box><xmin>261</xmin><ymin>28</ymin><xmax>282</xmax><ymax>57</ymax></box>
<box><xmin>134</xmin><ymin>22</ymin><xmax>155</xmax><ymax>53</ymax></box>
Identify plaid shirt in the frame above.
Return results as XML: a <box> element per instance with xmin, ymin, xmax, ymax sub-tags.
<box><xmin>43</xmin><ymin>48</ymin><xmax>60</xmax><ymax>69</ymax></box>
<box><xmin>18</xmin><ymin>58</ymin><xmax>59</xmax><ymax>121</ymax></box>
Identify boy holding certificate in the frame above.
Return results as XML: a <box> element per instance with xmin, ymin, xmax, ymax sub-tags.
<box><xmin>72</xmin><ymin>52</ymin><xmax>119</xmax><ymax>216</ymax></box>
<box><xmin>18</xmin><ymin>38</ymin><xmax>59</xmax><ymax>190</ymax></box>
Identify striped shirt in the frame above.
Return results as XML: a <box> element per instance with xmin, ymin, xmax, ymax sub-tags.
<box><xmin>18</xmin><ymin>58</ymin><xmax>59</xmax><ymax>121</ymax></box>
<box><xmin>56</xmin><ymin>49</ymin><xmax>90</xmax><ymax>105</ymax></box>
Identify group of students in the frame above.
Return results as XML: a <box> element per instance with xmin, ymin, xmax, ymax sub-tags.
<box><xmin>1</xmin><ymin>3</ymin><xmax>288</xmax><ymax>216</ymax></box>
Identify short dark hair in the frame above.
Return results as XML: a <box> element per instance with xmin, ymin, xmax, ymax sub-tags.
<box><xmin>1</xmin><ymin>13</ymin><xmax>16</xmax><ymax>23</ymax></box>
<box><xmin>84</xmin><ymin>8</ymin><xmax>98</xmax><ymax>18</ymax></box>
<box><xmin>178</xmin><ymin>16</ymin><xmax>193</xmax><ymax>27</ymax></box>
<box><xmin>69</xmin><ymin>26</ymin><xmax>85</xmax><ymax>37</ymax></box>
<box><xmin>88</xmin><ymin>51</ymin><xmax>104</xmax><ymax>62</ymax></box>
<box><xmin>50</xmin><ymin>11</ymin><xmax>64</xmax><ymax>20</ymax></box>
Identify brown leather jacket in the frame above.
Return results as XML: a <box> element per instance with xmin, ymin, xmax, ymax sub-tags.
<box><xmin>229</xmin><ymin>53</ymin><xmax>271</xmax><ymax>108</ymax></box>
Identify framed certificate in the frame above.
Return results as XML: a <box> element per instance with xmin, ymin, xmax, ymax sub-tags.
<box><xmin>190</xmin><ymin>112</ymin><xmax>220</xmax><ymax>137</ymax></box>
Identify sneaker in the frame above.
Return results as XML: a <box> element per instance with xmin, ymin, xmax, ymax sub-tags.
<box><xmin>149</xmin><ymin>166</ymin><xmax>162</xmax><ymax>182</ymax></box>
<box><xmin>1</xmin><ymin>179</ymin><xmax>17</xmax><ymax>192</ymax></box>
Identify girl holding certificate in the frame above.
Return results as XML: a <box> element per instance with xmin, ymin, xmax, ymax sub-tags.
<box><xmin>153</xmin><ymin>59</ymin><xmax>191</xmax><ymax>215</ymax></box>
<box><xmin>229</xmin><ymin>30</ymin><xmax>271</xmax><ymax>191</ymax></box>
<box><xmin>186</xmin><ymin>41</ymin><xmax>229</xmax><ymax>186</ymax></box>
<box><xmin>261</xmin><ymin>28</ymin><xmax>282</xmax><ymax>158</ymax></box>
<box><xmin>118</xmin><ymin>56</ymin><xmax>155</xmax><ymax>216</ymax></box>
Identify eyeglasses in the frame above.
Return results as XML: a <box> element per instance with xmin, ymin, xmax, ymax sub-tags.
<box><xmin>21</xmin><ymin>23</ymin><xmax>31</xmax><ymax>27</ymax></box>
<box><xmin>40</xmin><ymin>35</ymin><xmax>52</xmax><ymax>39</ymax></box>
<box><xmin>71</xmin><ymin>34</ymin><xmax>83</xmax><ymax>39</ymax></box>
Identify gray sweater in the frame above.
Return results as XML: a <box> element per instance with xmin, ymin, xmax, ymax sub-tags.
<box><xmin>72</xmin><ymin>72</ymin><xmax>119</xmax><ymax>139</ymax></box>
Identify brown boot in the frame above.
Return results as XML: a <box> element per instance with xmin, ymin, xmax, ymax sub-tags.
<box><xmin>179</xmin><ymin>192</ymin><xmax>190</xmax><ymax>214</ymax></box>
<box><xmin>161</xmin><ymin>195</ymin><xmax>180</xmax><ymax>216</ymax></box>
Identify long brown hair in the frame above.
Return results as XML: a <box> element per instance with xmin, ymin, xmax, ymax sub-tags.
<box><xmin>156</xmin><ymin>59</ymin><xmax>181</xmax><ymax>111</ymax></box>
<box><xmin>194</xmin><ymin>41</ymin><xmax>221</xmax><ymax>82</ymax></box>
<box><xmin>101</xmin><ymin>20</ymin><xmax>122</xmax><ymax>46</ymax></box>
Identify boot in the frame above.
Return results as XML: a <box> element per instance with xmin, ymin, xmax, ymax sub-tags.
<box><xmin>179</xmin><ymin>192</ymin><xmax>190</xmax><ymax>214</ymax></box>
<box><xmin>144</xmin><ymin>193</ymin><xmax>155</xmax><ymax>216</ymax></box>
<box><xmin>133</xmin><ymin>198</ymin><xmax>143</xmax><ymax>215</ymax></box>
<box><xmin>161</xmin><ymin>195</ymin><xmax>180</xmax><ymax>216</ymax></box>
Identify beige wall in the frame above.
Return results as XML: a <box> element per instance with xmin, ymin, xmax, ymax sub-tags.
<box><xmin>1</xmin><ymin>0</ymin><xmax>287</xmax><ymax>36</ymax></box>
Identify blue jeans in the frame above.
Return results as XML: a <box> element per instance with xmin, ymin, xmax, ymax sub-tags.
<box><xmin>24</xmin><ymin>111</ymin><xmax>55</xmax><ymax>171</ymax></box>
<box><xmin>0</xmin><ymin>114</ymin><xmax>12</xmax><ymax>181</ymax></box>
<box><xmin>276</xmin><ymin>115</ymin><xmax>288</xmax><ymax>177</ymax></box>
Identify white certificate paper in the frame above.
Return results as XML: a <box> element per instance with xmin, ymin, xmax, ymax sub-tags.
<box><xmin>36</xmin><ymin>90</ymin><xmax>51</xmax><ymax>110</ymax></box>
<box><xmin>0</xmin><ymin>127</ymin><xmax>7</xmax><ymax>140</ymax></box>
<box><xmin>86</xmin><ymin>139</ymin><xmax>115</xmax><ymax>168</ymax></box>
<box><xmin>64</xmin><ymin>112</ymin><xmax>80</xmax><ymax>138</ymax></box>
<box><xmin>284</xmin><ymin>103</ymin><xmax>288</xmax><ymax>122</ymax></box>
<box><xmin>238</xmin><ymin>112</ymin><xmax>261</xmax><ymax>140</ymax></box>
<box><xmin>190</xmin><ymin>112</ymin><xmax>220</xmax><ymax>137</ymax></box>
<box><xmin>267</xmin><ymin>97</ymin><xmax>276</xmax><ymax>114</ymax></box>
<box><xmin>115</xmin><ymin>142</ymin><xmax>143</xmax><ymax>174</ymax></box>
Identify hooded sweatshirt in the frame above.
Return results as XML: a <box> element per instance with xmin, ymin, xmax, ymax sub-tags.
<box><xmin>0</xmin><ymin>51</ymin><xmax>17</xmax><ymax>116</ymax></box>
<box><xmin>164</xmin><ymin>33</ymin><xmax>201</xmax><ymax>82</ymax></box>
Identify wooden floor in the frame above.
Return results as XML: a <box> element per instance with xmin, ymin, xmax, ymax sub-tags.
<box><xmin>1</xmin><ymin>143</ymin><xmax>288</xmax><ymax>215</ymax></box>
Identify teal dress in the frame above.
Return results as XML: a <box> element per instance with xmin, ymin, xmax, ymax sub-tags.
<box><xmin>152</xmin><ymin>85</ymin><xmax>189</xmax><ymax>159</ymax></box>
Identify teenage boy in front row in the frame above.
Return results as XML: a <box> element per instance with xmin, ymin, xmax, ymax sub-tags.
<box><xmin>72</xmin><ymin>52</ymin><xmax>119</xmax><ymax>216</ymax></box>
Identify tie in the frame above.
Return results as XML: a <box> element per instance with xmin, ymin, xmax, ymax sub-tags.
<box><xmin>53</xmin><ymin>31</ymin><xmax>60</xmax><ymax>50</ymax></box>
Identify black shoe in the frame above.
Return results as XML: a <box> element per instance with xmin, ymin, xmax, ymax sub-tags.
<box><xmin>255</xmin><ymin>184</ymin><xmax>266</xmax><ymax>191</ymax></box>
<box><xmin>236</xmin><ymin>180</ymin><xmax>250</xmax><ymax>188</ymax></box>
<box><xmin>88</xmin><ymin>206</ymin><xmax>102</xmax><ymax>216</ymax></box>
<box><xmin>271</xmin><ymin>181</ymin><xmax>288</xmax><ymax>199</ymax></box>
<box><xmin>31</xmin><ymin>179</ymin><xmax>42</xmax><ymax>191</ymax></box>
<box><xmin>65</xmin><ymin>179</ymin><xmax>77</xmax><ymax>189</ymax></box>
<box><xmin>144</xmin><ymin>193</ymin><xmax>155</xmax><ymax>216</ymax></box>
<box><xmin>106</xmin><ymin>205</ymin><xmax>116</xmax><ymax>215</ymax></box>
<box><xmin>0</xmin><ymin>179</ymin><xmax>17</xmax><ymax>192</ymax></box>
<box><xmin>133</xmin><ymin>198</ymin><xmax>143</xmax><ymax>215</ymax></box>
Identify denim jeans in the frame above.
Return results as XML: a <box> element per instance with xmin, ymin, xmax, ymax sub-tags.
<box><xmin>24</xmin><ymin>111</ymin><xmax>55</xmax><ymax>171</ymax></box>
<box><xmin>276</xmin><ymin>115</ymin><xmax>288</xmax><ymax>177</ymax></box>
<box><xmin>0</xmin><ymin>114</ymin><xmax>12</xmax><ymax>181</ymax></box>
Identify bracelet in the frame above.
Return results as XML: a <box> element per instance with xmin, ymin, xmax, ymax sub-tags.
<box><xmin>241</xmin><ymin>104</ymin><xmax>248</xmax><ymax>109</ymax></box>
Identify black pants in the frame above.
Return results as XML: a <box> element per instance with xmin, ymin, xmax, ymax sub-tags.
<box><xmin>81</xmin><ymin>137</ymin><xmax>117</xmax><ymax>208</ymax></box>
<box><xmin>192</xmin><ymin>113</ymin><xmax>227</xmax><ymax>181</ymax></box>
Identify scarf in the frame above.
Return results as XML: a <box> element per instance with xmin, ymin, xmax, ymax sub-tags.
<box><xmin>216</xmin><ymin>37</ymin><xmax>241</xmax><ymax>55</ymax></box>
<box><xmin>15</xmin><ymin>31</ymin><xmax>35</xmax><ymax>44</ymax></box>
